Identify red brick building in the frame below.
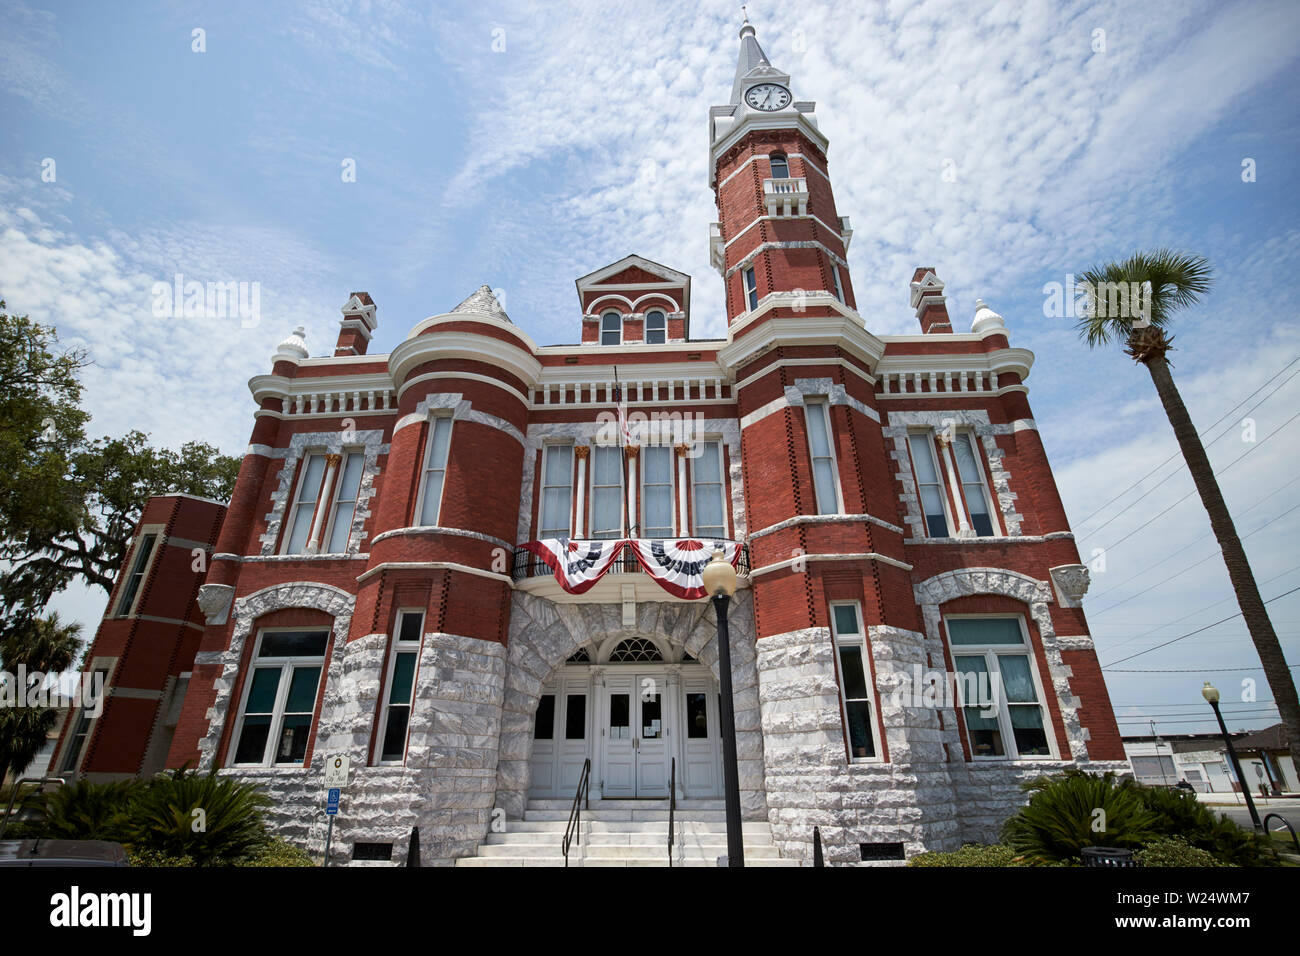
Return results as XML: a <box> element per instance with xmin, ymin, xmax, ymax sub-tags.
<box><xmin>54</xmin><ymin>18</ymin><xmax>1124</xmax><ymax>865</ymax></box>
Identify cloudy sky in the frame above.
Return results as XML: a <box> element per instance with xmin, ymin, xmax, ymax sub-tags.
<box><xmin>3</xmin><ymin>0</ymin><xmax>1298</xmax><ymax>738</ymax></box>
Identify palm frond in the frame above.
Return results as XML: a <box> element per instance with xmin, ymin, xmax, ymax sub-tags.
<box><xmin>1074</xmin><ymin>249</ymin><xmax>1213</xmax><ymax>350</ymax></box>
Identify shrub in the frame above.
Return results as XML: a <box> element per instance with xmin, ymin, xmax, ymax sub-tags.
<box><xmin>1122</xmin><ymin>782</ymin><xmax>1277</xmax><ymax>867</ymax></box>
<box><xmin>1135</xmin><ymin>836</ymin><xmax>1230</xmax><ymax>868</ymax></box>
<box><xmin>119</xmin><ymin>768</ymin><xmax>270</xmax><ymax>865</ymax></box>
<box><xmin>908</xmin><ymin>843</ymin><xmax>1022</xmax><ymax>867</ymax></box>
<box><xmin>128</xmin><ymin>848</ymin><xmax>197</xmax><ymax>867</ymax></box>
<box><xmin>27</xmin><ymin>778</ymin><xmax>141</xmax><ymax>841</ymax></box>
<box><xmin>235</xmin><ymin>836</ymin><xmax>315</xmax><ymax>867</ymax></box>
<box><xmin>1001</xmin><ymin>769</ymin><xmax>1158</xmax><ymax>864</ymax></box>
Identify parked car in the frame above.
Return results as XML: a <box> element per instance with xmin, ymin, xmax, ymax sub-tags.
<box><xmin>0</xmin><ymin>840</ymin><xmax>128</xmax><ymax>867</ymax></box>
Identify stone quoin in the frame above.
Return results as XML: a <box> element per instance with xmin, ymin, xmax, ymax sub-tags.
<box><xmin>50</xmin><ymin>16</ymin><xmax>1125</xmax><ymax>866</ymax></box>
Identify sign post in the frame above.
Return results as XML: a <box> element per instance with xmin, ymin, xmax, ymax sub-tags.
<box><xmin>322</xmin><ymin>755</ymin><xmax>349</xmax><ymax>867</ymax></box>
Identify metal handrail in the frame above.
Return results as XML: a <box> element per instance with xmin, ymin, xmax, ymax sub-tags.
<box><xmin>668</xmin><ymin>758</ymin><xmax>676</xmax><ymax>867</ymax></box>
<box><xmin>1262</xmin><ymin>813</ymin><xmax>1300</xmax><ymax>859</ymax></box>
<box><xmin>0</xmin><ymin>776</ymin><xmax>65</xmax><ymax>840</ymax></box>
<box><xmin>562</xmin><ymin>758</ymin><xmax>590</xmax><ymax>868</ymax></box>
<box><xmin>813</xmin><ymin>826</ymin><xmax>824</xmax><ymax>867</ymax></box>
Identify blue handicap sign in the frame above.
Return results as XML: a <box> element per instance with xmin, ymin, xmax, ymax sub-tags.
<box><xmin>326</xmin><ymin>788</ymin><xmax>340</xmax><ymax>815</ymax></box>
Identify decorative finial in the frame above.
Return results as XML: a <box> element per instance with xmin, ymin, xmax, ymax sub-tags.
<box><xmin>740</xmin><ymin>5</ymin><xmax>755</xmax><ymax>37</ymax></box>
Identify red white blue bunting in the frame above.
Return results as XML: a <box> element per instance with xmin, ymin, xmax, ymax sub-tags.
<box><xmin>522</xmin><ymin>538</ymin><xmax>741</xmax><ymax>599</ymax></box>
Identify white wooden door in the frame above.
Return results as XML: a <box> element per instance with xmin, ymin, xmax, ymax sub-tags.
<box><xmin>636</xmin><ymin>674</ymin><xmax>669</xmax><ymax>797</ymax></box>
<box><xmin>602</xmin><ymin>677</ymin><xmax>637</xmax><ymax>797</ymax></box>
<box><xmin>681</xmin><ymin>673</ymin><xmax>722</xmax><ymax>798</ymax></box>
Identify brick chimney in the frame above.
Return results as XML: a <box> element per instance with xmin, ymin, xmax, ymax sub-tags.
<box><xmin>909</xmin><ymin>268</ymin><xmax>951</xmax><ymax>334</ymax></box>
<box><xmin>335</xmin><ymin>292</ymin><xmax>377</xmax><ymax>356</ymax></box>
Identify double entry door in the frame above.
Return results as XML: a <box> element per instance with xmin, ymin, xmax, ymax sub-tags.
<box><xmin>600</xmin><ymin>672</ymin><xmax>670</xmax><ymax>798</ymax></box>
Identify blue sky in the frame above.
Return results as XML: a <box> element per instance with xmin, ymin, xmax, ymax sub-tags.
<box><xmin>3</xmin><ymin>0</ymin><xmax>1299</xmax><ymax>738</ymax></box>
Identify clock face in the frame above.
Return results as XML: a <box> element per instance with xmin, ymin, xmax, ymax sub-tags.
<box><xmin>745</xmin><ymin>83</ymin><xmax>791</xmax><ymax>111</ymax></box>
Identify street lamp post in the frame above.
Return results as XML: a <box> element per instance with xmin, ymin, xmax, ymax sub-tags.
<box><xmin>702</xmin><ymin>547</ymin><xmax>744</xmax><ymax>867</ymax></box>
<box><xmin>1201</xmin><ymin>682</ymin><xmax>1262</xmax><ymax>830</ymax></box>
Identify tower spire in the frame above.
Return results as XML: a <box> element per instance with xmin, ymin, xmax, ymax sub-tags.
<box><xmin>731</xmin><ymin>10</ymin><xmax>774</xmax><ymax>103</ymax></box>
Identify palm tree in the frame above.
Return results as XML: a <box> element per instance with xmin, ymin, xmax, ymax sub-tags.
<box><xmin>1077</xmin><ymin>249</ymin><xmax>1300</xmax><ymax>773</ymax></box>
<box><xmin>0</xmin><ymin>611</ymin><xmax>83</xmax><ymax>782</ymax></box>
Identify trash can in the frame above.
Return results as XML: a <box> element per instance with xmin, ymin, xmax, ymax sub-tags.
<box><xmin>1081</xmin><ymin>846</ymin><xmax>1136</xmax><ymax>867</ymax></box>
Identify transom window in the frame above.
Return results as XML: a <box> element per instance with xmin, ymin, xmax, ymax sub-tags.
<box><xmin>608</xmin><ymin>638</ymin><xmax>663</xmax><ymax>663</ymax></box>
<box><xmin>831</xmin><ymin>603</ymin><xmax>879</xmax><ymax>760</ymax></box>
<box><xmin>601</xmin><ymin>311</ymin><xmax>621</xmax><ymax>346</ymax></box>
<box><xmin>377</xmin><ymin>610</ymin><xmax>424</xmax><ymax>763</ymax></box>
<box><xmin>946</xmin><ymin>616</ymin><xmax>1052</xmax><ymax>760</ymax></box>
<box><xmin>645</xmin><ymin>309</ymin><xmax>667</xmax><ymax>345</ymax></box>
<box><xmin>232</xmin><ymin>630</ymin><xmax>329</xmax><ymax>767</ymax></box>
<box><xmin>418</xmin><ymin>417</ymin><xmax>454</xmax><ymax>526</ymax></box>
<box><xmin>804</xmin><ymin>399</ymin><xmax>842</xmax><ymax>515</ymax></box>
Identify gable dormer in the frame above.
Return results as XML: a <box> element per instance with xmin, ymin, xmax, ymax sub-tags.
<box><xmin>576</xmin><ymin>255</ymin><xmax>692</xmax><ymax>346</ymax></box>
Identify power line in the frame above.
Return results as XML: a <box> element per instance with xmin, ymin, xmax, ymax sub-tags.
<box><xmin>1093</xmin><ymin>408</ymin><xmax>1300</xmax><ymax>555</ymax></box>
<box><xmin>1107</xmin><ymin>665</ymin><xmax>1297</xmax><ymax>673</ymax></box>
<box><xmin>1073</xmin><ymin>356</ymin><xmax>1300</xmax><ymax>530</ymax></box>
<box><xmin>1101</xmin><ymin>584</ymin><xmax>1300</xmax><ymax>667</ymax></box>
<box><xmin>1082</xmin><ymin>474</ymin><xmax>1300</xmax><ymax>606</ymax></box>
<box><xmin>1087</xmin><ymin>508</ymin><xmax>1300</xmax><ymax>617</ymax></box>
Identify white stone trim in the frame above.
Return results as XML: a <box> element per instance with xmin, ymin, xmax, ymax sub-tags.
<box><xmin>749</xmin><ymin>551</ymin><xmax>913</xmax><ymax>576</ymax></box>
<box><xmin>749</xmin><ymin>512</ymin><xmax>905</xmax><ymax>540</ymax></box>
<box><xmin>370</xmin><ymin>525</ymin><xmax>512</xmax><ymax>550</ymax></box>
<box><xmin>740</xmin><ymin>376</ymin><xmax>880</xmax><ymax>431</ymax></box>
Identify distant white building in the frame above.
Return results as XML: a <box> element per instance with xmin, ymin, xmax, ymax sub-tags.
<box><xmin>1122</xmin><ymin>732</ymin><xmax>1236</xmax><ymax>793</ymax></box>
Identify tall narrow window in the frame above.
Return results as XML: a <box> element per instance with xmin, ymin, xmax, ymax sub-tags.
<box><xmin>59</xmin><ymin>666</ymin><xmax>110</xmax><ymax>772</ymax></box>
<box><xmin>116</xmin><ymin>534</ymin><xmax>158</xmax><ymax>615</ymax></box>
<box><xmin>804</xmin><ymin>400</ymin><xmax>841</xmax><ymax>514</ymax></box>
<box><xmin>601</xmin><ymin>311</ymin><xmax>621</xmax><ymax>346</ymax></box>
<box><xmin>590</xmin><ymin>445</ymin><xmax>623</xmax><ymax>539</ymax></box>
<box><xmin>325</xmin><ymin>452</ymin><xmax>365</xmax><ymax>553</ymax></box>
<box><xmin>743</xmin><ymin>268</ymin><xmax>758</xmax><ymax>311</ymax></box>
<box><xmin>832</xmin><ymin>263</ymin><xmax>845</xmax><ymax>303</ymax></box>
<box><xmin>539</xmin><ymin>444</ymin><xmax>573</xmax><ymax>538</ymax></box>
<box><xmin>418</xmin><ymin>417</ymin><xmax>453</xmax><ymax>526</ymax></box>
<box><xmin>908</xmin><ymin>433</ymin><xmax>950</xmax><ymax>537</ymax></box>
<box><xmin>691</xmin><ymin>440</ymin><xmax>727</xmax><ymax>539</ymax></box>
<box><xmin>645</xmin><ymin>310</ymin><xmax>667</xmax><ymax>345</ymax></box>
<box><xmin>946</xmin><ymin>617</ymin><xmax>1052</xmax><ymax>760</ymax></box>
<box><xmin>952</xmin><ymin>432</ymin><xmax>997</xmax><ymax>537</ymax></box>
<box><xmin>378</xmin><ymin>611</ymin><xmax>424</xmax><ymax>763</ymax></box>
<box><xmin>769</xmin><ymin>153</ymin><xmax>789</xmax><ymax>179</ymax></box>
<box><xmin>642</xmin><ymin>445</ymin><xmax>674</xmax><ymax>538</ymax></box>
<box><xmin>285</xmin><ymin>454</ymin><xmax>326</xmax><ymax>554</ymax></box>
<box><xmin>231</xmin><ymin>630</ymin><xmax>329</xmax><ymax>767</ymax></box>
<box><xmin>831</xmin><ymin>603</ymin><xmax>878</xmax><ymax>760</ymax></box>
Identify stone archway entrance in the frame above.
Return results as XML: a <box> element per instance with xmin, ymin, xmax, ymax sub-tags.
<box><xmin>496</xmin><ymin>590</ymin><xmax>768</xmax><ymax>819</ymax></box>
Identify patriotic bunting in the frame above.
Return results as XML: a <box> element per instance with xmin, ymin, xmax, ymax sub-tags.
<box><xmin>522</xmin><ymin>538</ymin><xmax>742</xmax><ymax>599</ymax></box>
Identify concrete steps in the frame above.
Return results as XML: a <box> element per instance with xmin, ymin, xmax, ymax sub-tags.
<box><xmin>454</xmin><ymin>800</ymin><xmax>798</xmax><ymax>867</ymax></box>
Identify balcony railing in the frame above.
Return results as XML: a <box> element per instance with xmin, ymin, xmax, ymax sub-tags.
<box><xmin>763</xmin><ymin>177</ymin><xmax>808</xmax><ymax>217</ymax></box>
<box><xmin>512</xmin><ymin>541</ymin><xmax>750</xmax><ymax>582</ymax></box>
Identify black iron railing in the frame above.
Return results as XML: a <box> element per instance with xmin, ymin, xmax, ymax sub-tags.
<box><xmin>1263</xmin><ymin>813</ymin><xmax>1300</xmax><ymax>860</ymax></box>
<box><xmin>512</xmin><ymin>541</ymin><xmax>751</xmax><ymax>582</ymax></box>
<box><xmin>668</xmin><ymin>758</ymin><xmax>676</xmax><ymax>868</ymax></box>
<box><xmin>562</xmin><ymin>758</ymin><xmax>590</xmax><ymax>868</ymax></box>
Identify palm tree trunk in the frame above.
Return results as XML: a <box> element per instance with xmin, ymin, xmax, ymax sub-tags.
<box><xmin>1143</xmin><ymin>353</ymin><xmax>1300</xmax><ymax>775</ymax></box>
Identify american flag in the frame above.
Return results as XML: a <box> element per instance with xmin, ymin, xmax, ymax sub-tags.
<box><xmin>613</xmin><ymin>368</ymin><xmax>631</xmax><ymax>446</ymax></box>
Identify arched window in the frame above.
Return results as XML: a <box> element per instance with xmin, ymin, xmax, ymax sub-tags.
<box><xmin>608</xmin><ymin>638</ymin><xmax>663</xmax><ymax>663</ymax></box>
<box><xmin>769</xmin><ymin>152</ymin><xmax>789</xmax><ymax>179</ymax></box>
<box><xmin>601</xmin><ymin>311</ymin><xmax>621</xmax><ymax>345</ymax></box>
<box><xmin>645</xmin><ymin>309</ymin><xmax>666</xmax><ymax>344</ymax></box>
<box><xmin>566</xmin><ymin>647</ymin><xmax>591</xmax><ymax>663</ymax></box>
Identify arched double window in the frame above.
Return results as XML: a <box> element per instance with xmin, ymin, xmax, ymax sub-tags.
<box><xmin>601</xmin><ymin>311</ymin><xmax>621</xmax><ymax>345</ymax></box>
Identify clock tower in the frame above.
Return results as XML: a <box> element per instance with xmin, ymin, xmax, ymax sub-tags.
<box><xmin>709</xmin><ymin>16</ymin><xmax>855</xmax><ymax>329</ymax></box>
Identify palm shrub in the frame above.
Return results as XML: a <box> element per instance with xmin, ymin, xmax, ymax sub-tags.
<box><xmin>1122</xmin><ymin>782</ymin><xmax>1276</xmax><ymax>866</ymax></box>
<box><xmin>28</xmin><ymin>778</ymin><xmax>140</xmax><ymax>841</ymax></box>
<box><xmin>1001</xmin><ymin>770</ymin><xmax>1158</xmax><ymax>864</ymax></box>
<box><xmin>119</xmin><ymin>768</ymin><xmax>270</xmax><ymax>865</ymax></box>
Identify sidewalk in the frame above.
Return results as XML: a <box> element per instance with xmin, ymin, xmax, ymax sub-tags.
<box><xmin>1194</xmin><ymin>791</ymin><xmax>1300</xmax><ymax>808</ymax></box>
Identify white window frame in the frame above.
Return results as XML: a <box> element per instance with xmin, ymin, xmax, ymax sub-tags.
<box><xmin>804</xmin><ymin>398</ymin><xmax>844</xmax><ymax>515</ymax></box>
<box><xmin>115</xmin><ymin>529</ymin><xmax>162</xmax><ymax>617</ymax></box>
<box><xmin>830</xmin><ymin>602</ymin><xmax>882</xmax><ymax>763</ymax></box>
<box><xmin>908</xmin><ymin>430</ymin><xmax>955</xmax><ymax>538</ymax></box>
<box><xmin>769</xmin><ymin>153</ymin><xmax>790</xmax><ymax>179</ymax></box>
<box><xmin>322</xmin><ymin>449</ymin><xmax>365</xmax><ymax>554</ymax></box>
<box><xmin>589</xmin><ymin>443</ymin><xmax>625</xmax><ymax>539</ymax></box>
<box><xmin>690</xmin><ymin>439</ymin><xmax>728</xmax><ymax>539</ymax></box>
<box><xmin>951</xmin><ymin>430</ymin><xmax>1001</xmax><ymax>537</ymax></box>
<box><xmin>641</xmin><ymin>444</ymin><xmax>676</xmax><ymax>538</ymax></box>
<box><xmin>229</xmin><ymin>628</ymin><xmax>330</xmax><ymax>768</ymax></box>
<box><xmin>376</xmin><ymin>609</ymin><xmax>425</xmax><ymax>765</ymax></box>
<box><xmin>600</xmin><ymin>311</ymin><xmax>622</xmax><ymax>346</ymax></box>
<box><xmin>831</xmin><ymin>263</ymin><xmax>844</xmax><ymax>303</ymax></box>
<box><xmin>743</xmin><ymin>268</ymin><xmax>758</xmax><ymax>311</ymax></box>
<box><xmin>281</xmin><ymin>452</ymin><xmax>328</xmax><ymax>555</ymax></box>
<box><xmin>539</xmin><ymin>442</ymin><xmax>574</xmax><ymax>539</ymax></box>
<box><xmin>943</xmin><ymin>613</ymin><xmax>1058</xmax><ymax>762</ymax></box>
<box><xmin>645</xmin><ymin>310</ymin><xmax>667</xmax><ymax>345</ymax></box>
<box><xmin>415</xmin><ymin>416</ymin><xmax>454</xmax><ymax>527</ymax></box>
<box><xmin>58</xmin><ymin>660</ymin><xmax>114</xmax><ymax>774</ymax></box>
